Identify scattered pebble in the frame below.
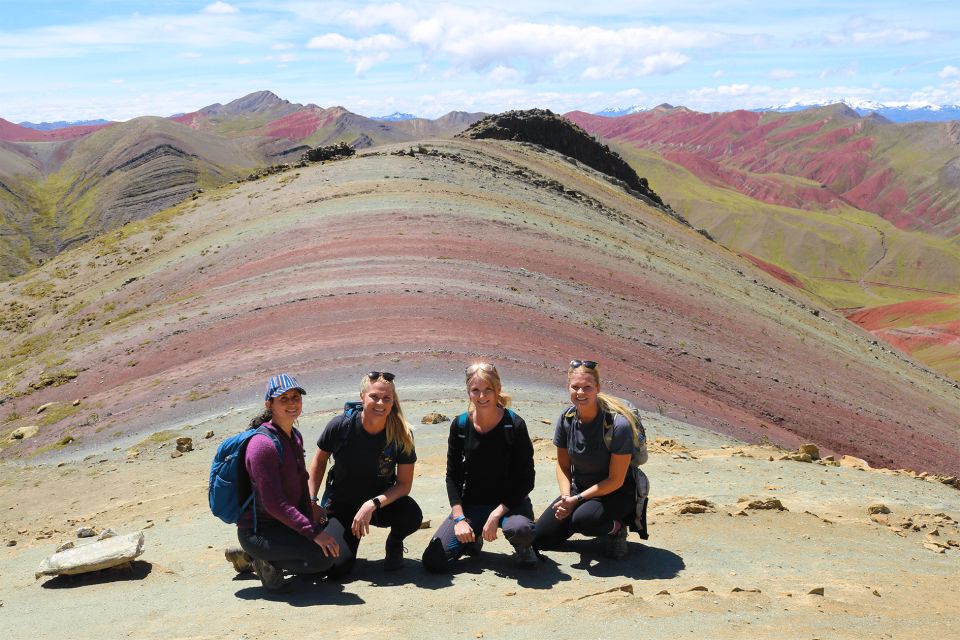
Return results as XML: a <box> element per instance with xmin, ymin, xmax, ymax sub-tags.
<box><xmin>56</xmin><ymin>541</ymin><xmax>75</xmax><ymax>553</ymax></box>
<box><xmin>867</xmin><ymin>503</ymin><xmax>890</xmax><ymax>515</ymax></box>
<box><xmin>420</xmin><ymin>412</ymin><xmax>448</xmax><ymax>424</ymax></box>
<box><xmin>76</xmin><ymin>527</ymin><xmax>96</xmax><ymax>538</ymax></box>
<box><xmin>685</xmin><ymin>586</ymin><xmax>709</xmax><ymax>592</ymax></box>
<box><xmin>170</xmin><ymin>450</ymin><xmax>183</xmax><ymax>459</ymax></box>
<box><xmin>204</xmin><ymin>430</ymin><xmax>214</xmax><ymax>439</ymax></box>
<box><xmin>6</xmin><ymin>540</ymin><xmax>16</xmax><ymax>547</ymax></box>
<box><xmin>808</xmin><ymin>587</ymin><xmax>825</xmax><ymax>596</ymax></box>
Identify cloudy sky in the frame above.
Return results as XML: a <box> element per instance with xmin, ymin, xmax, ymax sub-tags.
<box><xmin>3</xmin><ymin>1</ymin><xmax>959</xmax><ymax>122</ymax></box>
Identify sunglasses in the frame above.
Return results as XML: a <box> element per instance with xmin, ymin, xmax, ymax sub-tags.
<box><xmin>569</xmin><ymin>359</ymin><xmax>599</xmax><ymax>369</ymax></box>
<box><xmin>367</xmin><ymin>371</ymin><xmax>396</xmax><ymax>382</ymax></box>
<box><xmin>465</xmin><ymin>363</ymin><xmax>497</xmax><ymax>375</ymax></box>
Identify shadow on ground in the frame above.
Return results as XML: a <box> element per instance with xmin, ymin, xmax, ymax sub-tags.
<box><xmin>563</xmin><ymin>541</ymin><xmax>684</xmax><ymax>579</ymax></box>
<box><xmin>40</xmin><ymin>560</ymin><xmax>153</xmax><ymax>588</ymax></box>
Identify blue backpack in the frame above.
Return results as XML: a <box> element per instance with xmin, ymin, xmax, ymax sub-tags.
<box><xmin>208</xmin><ymin>425</ymin><xmax>283</xmax><ymax>526</ymax></box>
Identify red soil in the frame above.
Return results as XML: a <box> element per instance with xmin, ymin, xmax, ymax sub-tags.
<box><xmin>739</xmin><ymin>253</ymin><xmax>805</xmax><ymax>288</ymax></box>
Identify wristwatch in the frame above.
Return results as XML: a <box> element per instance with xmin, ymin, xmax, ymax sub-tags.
<box><xmin>575</xmin><ymin>493</ymin><xmax>585</xmax><ymax>504</ymax></box>
<box><xmin>310</xmin><ymin>496</ymin><xmax>320</xmax><ymax>504</ymax></box>
<box><xmin>372</xmin><ymin>497</ymin><xmax>382</xmax><ymax>510</ymax></box>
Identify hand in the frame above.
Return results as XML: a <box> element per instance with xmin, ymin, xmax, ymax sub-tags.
<box><xmin>313</xmin><ymin>530</ymin><xmax>340</xmax><ymax>557</ymax></box>
<box><xmin>482</xmin><ymin>513</ymin><xmax>500</xmax><ymax>542</ymax></box>
<box><xmin>553</xmin><ymin>495</ymin><xmax>576</xmax><ymax>521</ymax></box>
<box><xmin>454</xmin><ymin>519</ymin><xmax>475</xmax><ymax>544</ymax></box>
<box><xmin>311</xmin><ymin>503</ymin><xmax>332</xmax><ymax>525</ymax></box>
<box><xmin>352</xmin><ymin>500</ymin><xmax>376</xmax><ymax>538</ymax></box>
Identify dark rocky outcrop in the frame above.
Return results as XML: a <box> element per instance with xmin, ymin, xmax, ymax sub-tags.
<box><xmin>460</xmin><ymin>109</ymin><xmax>663</xmax><ymax>205</ymax></box>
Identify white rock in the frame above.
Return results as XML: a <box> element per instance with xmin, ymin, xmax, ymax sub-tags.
<box><xmin>36</xmin><ymin>531</ymin><xmax>145</xmax><ymax>579</ymax></box>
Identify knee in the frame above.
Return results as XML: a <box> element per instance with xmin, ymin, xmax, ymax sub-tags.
<box><xmin>421</xmin><ymin>538</ymin><xmax>449</xmax><ymax>573</ymax></box>
<box><xmin>503</xmin><ymin>517</ymin><xmax>535</xmax><ymax>547</ymax></box>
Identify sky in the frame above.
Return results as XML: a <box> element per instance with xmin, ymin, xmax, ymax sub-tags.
<box><xmin>2</xmin><ymin>0</ymin><xmax>959</xmax><ymax>122</ymax></box>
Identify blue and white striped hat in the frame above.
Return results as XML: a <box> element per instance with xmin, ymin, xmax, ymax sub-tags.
<box><xmin>264</xmin><ymin>373</ymin><xmax>307</xmax><ymax>400</ymax></box>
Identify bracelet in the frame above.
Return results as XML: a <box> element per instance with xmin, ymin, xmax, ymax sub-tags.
<box><xmin>310</xmin><ymin>496</ymin><xmax>320</xmax><ymax>504</ymax></box>
<box><xmin>452</xmin><ymin>515</ymin><xmax>466</xmax><ymax>523</ymax></box>
<box><xmin>372</xmin><ymin>497</ymin><xmax>382</xmax><ymax>510</ymax></box>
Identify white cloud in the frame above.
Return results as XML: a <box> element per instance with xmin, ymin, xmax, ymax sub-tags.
<box><xmin>939</xmin><ymin>66</ymin><xmax>960</xmax><ymax>79</ymax></box>
<box><xmin>203</xmin><ymin>2</ymin><xmax>238</xmax><ymax>15</ymax></box>
<box><xmin>307</xmin><ymin>33</ymin><xmax>355</xmax><ymax>50</ymax></box>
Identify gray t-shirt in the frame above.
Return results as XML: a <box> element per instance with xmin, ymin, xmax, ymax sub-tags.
<box><xmin>554</xmin><ymin>409</ymin><xmax>634</xmax><ymax>493</ymax></box>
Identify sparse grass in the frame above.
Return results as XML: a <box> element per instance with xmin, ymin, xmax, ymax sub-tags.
<box><xmin>134</xmin><ymin>429</ymin><xmax>181</xmax><ymax>448</ymax></box>
<box><xmin>36</xmin><ymin>403</ymin><xmax>80</xmax><ymax>428</ymax></box>
<box><xmin>187</xmin><ymin>387</ymin><xmax>228</xmax><ymax>402</ymax></box>
<box><xmin>584</xmin><ymin>316</ymin><xmax>606</xmax><ymax>331</ymax></box>
<box><xmin>21</xmin><ymin>280</ymin><xmax>54</xmax><ymax>298</ymax></box>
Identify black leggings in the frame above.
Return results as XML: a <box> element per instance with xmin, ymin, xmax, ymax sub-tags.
<box><xmin>533</xmin><ymin>490</ymin><xmax>635</xmax><ymax>550</ymax></box>
<box><xmin>421</xmin><ymin>497</ymin><xmax>536</xmax><ymax>573</ymax></box>
<box><xmin>237</xmin><ymin>519</ymin><xmax>349</xmax><ymax>574</ymax></box>
<box><xmin>330</xmin><ymin>495</ymin><xmax>423</xmax><ymax>576</ymax></box>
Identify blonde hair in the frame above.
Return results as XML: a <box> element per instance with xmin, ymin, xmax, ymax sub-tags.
<box><xmin>568</xmin><ymin>362</ymin><xmax>640</xmax><ymax>435</ymax></box>
<box><xmin>465</xmin><ymin>364</ymin><xmax>512</xmax><ymax>411</ymax></box>
<box><xmin>360</xmin><ymin>374</ymin><xmax>415</xmax><ymax>455</ymax></box>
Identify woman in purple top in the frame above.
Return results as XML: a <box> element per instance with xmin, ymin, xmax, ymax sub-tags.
<box><xmin>237</xmin><ymin>373</ymin><xmax>348</xmax><ymax>591</ymax></box>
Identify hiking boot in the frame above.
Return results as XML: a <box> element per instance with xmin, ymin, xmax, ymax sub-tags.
<box><xmin>605</xmin><ymin>523</ymin><xmax>629</xmax><ymax>559</ymax></box>
<box><xmin>384</xmin><ymin>543</ymin><xmax>406</xmax><ymax>571</ymax></box>
<box><xmin>252</xmin><ymin>557</ymin><xmax>286</xmax><ymax>591</ymax></box>
<box><xmin>224</xmin><ymin>546</ymin><xmax>254</xmax><ymax>573</ymax></box>
<box><xmin>514</xmin><ymin>545</ymin><xmax>537</xmax><ymax>568</ymax></box>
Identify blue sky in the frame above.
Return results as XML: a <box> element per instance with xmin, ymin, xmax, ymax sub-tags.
<box><xmin>2</xmin><ymin>1</ymin><xmax>959</xmax><ymax>122</ymax></box>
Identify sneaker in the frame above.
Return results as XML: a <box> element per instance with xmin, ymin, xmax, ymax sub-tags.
<box><xmin>384</xmin><ymin>543</ymin><xmax>406</xmax><ymax>571</ymax></box>
<box><xmin>605</xmin><ymin>522</ymin><xmax>629</xmax><ymax>559</ymax></box>
<box><xmin>252</xmin><ymin>557</ymin><xmax>286</xmax><ymax>591</ymax></box>
<box><xmin>514</xmin><ymin>545</ymin><xmax>537</xmax><ymax>568</ymax></box>
<box><xmin>224</xmin><ymin>546</ymin><xmax>254</xmax><ymax>573</ymax></box>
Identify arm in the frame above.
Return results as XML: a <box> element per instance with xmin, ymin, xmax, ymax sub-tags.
<box><xmin>307</xmin><ymin>447</ymin><xmax>332</xmax><ymax>523</ymax></box>
<box><xmin>307</xmin><ymin>447</ymin><xmax>331</xmax><ymax>500</ymax></box>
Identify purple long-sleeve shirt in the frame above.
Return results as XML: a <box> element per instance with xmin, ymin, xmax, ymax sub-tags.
<box><xmin>238</xmin><ymin>422</ymin><xmax>320</xmax><ymax>539</ymax></box>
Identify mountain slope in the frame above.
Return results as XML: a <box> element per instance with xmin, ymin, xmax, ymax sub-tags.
<box><xmin>1</xmin><ymin>138</ymin><xmax>956</xmax><ymax>476</ymax></box>
<box><xmin>0</xmin><ymin>117</ymin><xmax>266</xmax><ymax>276</ymax></box>
<box><xmin>567</xmin><ymin>105</ymin><xmax>960</xmax><ymax>237</ymax></box>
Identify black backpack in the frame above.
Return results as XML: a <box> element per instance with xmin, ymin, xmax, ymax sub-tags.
<box><xmin>320</xmin><ymin>401</ymin><xmax>402</xmax><ymax>507</ymax></box>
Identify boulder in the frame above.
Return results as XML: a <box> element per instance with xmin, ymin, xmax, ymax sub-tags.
<box><xmin>9</xmin><ymin>425</ymin><xmax>39</xmax><ymax>441</ymax></box>
<box><xmin>798</xmin><ymin>444</ymin><xmax>820</xmax><ymax>459</ymax></box>
<box><xmin>76</xmin><ymin>527</ymin><xmax>96</xmax><ymax>538</ymax></box>
<box><xmin>420</xmin><ymin>412</ymin><xmax>449</xmax><ymax>424</ymax></box>
<box><xmin>839</xmin><ymin>455</ymin><xmax>871</xmax><ymax>469</ymax></box>
<box><xmin>867</xmin><ymin>503</ymin><xmax>890</xmax><ymax>515</ymax></box>
<box><xmin>175</xmin><ymin>437</ymin><xmax>193</xmax><ymax>453</ymax></box>
<box><xmin>36</xmin><ymin>531</ymin><xmax>144</xmax><ymax>579</ymax></box>
<box><xmin>744</xmin><ymin>498</ymin><xmax>787</xmax><ymax>511</ymax></box>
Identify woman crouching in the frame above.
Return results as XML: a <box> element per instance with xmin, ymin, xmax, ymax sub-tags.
<box><xmin>422</xmin><ymin>363</ymin><xmax>537</xmax><ymax>571</ymax></box>
<box><xmin>533</xmin><ymin>360</ymin><xmax>644</xmax><ymax>559</ymax></box>
<box><xmin>308</xmin><ymin>371</ymin><xmax>422</xmax><ymax>574</ymax></box>
<box><xmin>237</xmin><ymin>374</ymin><xmax>349</xmax><ymax>591</ymax></box>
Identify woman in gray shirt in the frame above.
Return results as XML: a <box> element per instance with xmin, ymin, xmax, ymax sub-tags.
<box><xmin>533</xmin><ymin>360</ymin><xmax>643</xmax><ymax>559</ymax></box>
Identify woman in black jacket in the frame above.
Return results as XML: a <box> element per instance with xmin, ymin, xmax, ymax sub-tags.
<box><xmin>422</xmin><ymin>363</ymin><xmax>537</xmax><ymax>571</ymax></box>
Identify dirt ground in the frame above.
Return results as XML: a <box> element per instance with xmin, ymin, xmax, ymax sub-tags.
<box><xmin>2</xmin><ymin>389</ymin><xmax>957</xmax><ymax>640</ymax></box>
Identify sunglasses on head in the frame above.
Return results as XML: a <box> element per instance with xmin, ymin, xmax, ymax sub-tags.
<box><xmin>569</xmin><ymin>359</ymin><xmax>599</xmax><ymax>369</ymax></box>
<box><xmin>367</xmin><ymin>371</ymin><xmax>396</xmax><ymax>382</ymax></box>
<box><xmin>465</xmin><ymin>362</ymin><xmax>497</xmax><ymax>375</ymax></box>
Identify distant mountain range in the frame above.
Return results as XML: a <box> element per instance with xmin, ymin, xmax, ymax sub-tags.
<box><xmin>372</xmin><ymin>112</ymin><xmax>417</xmax><ymax>121</ymax></box>
<box><xmin>18</xmin><ymin>119</ymin><xmax>114</xmax><ymax>130</ymax></box>
<box><xmin>596</xmin><ymin>101</ymin><xmax>960</xmax><ymax>123</ymax></box>
<box><xmin>0</xmin><ymin>90</ymin><xmax>485</xmax><ymax>279</ymax></box>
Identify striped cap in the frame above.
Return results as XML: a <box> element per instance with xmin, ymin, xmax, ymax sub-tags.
<box><xmin>264</xmin><ymin>373</ymin><xmax>307</xmax><ymax>401</ymax></box>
